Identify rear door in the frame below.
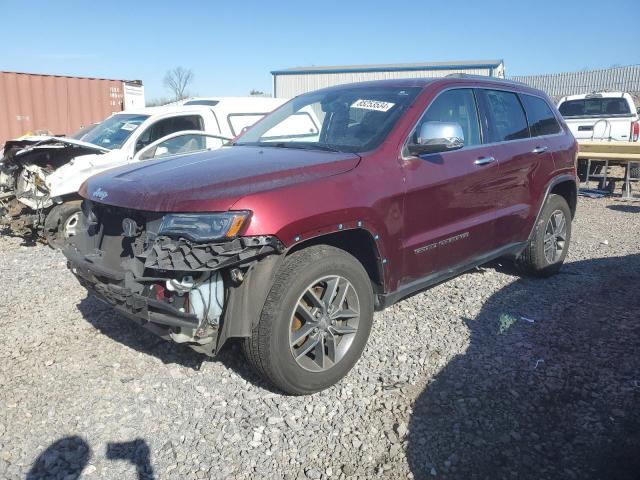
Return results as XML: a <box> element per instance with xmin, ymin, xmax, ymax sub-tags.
<box><xmin>400</xmin><ymin>88</ymin><xmax>501</xmax><ymax>283</ymax></box>
<box><xmin>477</xmin><ymin>89</ymin><xmax>559</xmax><ymax>245</ymax></box>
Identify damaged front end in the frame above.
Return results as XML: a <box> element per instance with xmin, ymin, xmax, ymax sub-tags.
<box><xmin>63</xmin><ymin>201</ymin><xmax>285</xmax><ymax>355</ymax></box>
<box><xmin>0</xmin><ymin>137</ymin><xmax>107</xmax><ymax>235</ymax></box>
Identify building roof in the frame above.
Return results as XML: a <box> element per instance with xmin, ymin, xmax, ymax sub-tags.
<box><xmin>271</xmin><ymin>59</ymin><xmax>504</xmax><ymax>75</ymax></box>
<box><xmin>0</xmin><ymin>70</ymin><xmax>142</xmax><ymax>84</ymax></box>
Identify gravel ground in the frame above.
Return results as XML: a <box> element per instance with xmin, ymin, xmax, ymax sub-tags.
<box><xmin>1</xmin><ymin>197</ymin><xmax>639</xmax><ymax>480</ymax></box>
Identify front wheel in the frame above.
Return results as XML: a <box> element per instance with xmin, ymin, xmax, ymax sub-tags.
<box><xmin>516</xmin><ymin>194</ymin><xmax>572</xmax><ymax>277</ymax></box>
<box><xmin>243</xmin><ymin>245</ymin><xmax>374</xmax><ymax>395</ymax></box>
<box><xmin>44</xmin><ymin>201</ymin><xmax>82</xmax><ymax>249</ymax></box>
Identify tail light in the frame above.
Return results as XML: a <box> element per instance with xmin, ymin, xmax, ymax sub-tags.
<box><xmin>631</xmin><ymin>121</ymin><xmax>639</xmax><ymax>142</ymax></box>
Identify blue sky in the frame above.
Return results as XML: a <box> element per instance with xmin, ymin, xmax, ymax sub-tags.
<box><xmin>1</xmin><ymin>0</ymin><xmax>638</xmax><ymax>101</ymax></box>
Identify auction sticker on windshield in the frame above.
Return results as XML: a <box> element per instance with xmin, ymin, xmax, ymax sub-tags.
<box><xmin>351</xmin><ymin>99</ymin><xmax>395</xmax><ymax>112</ymax></box>
<box><xmin>120</xmin><ymin>123</ymin><xmax>139</xmax><ymax>131</ymax></box>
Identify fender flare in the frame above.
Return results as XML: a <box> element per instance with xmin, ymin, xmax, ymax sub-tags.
<box><xmin>527</xmin><ymin>173</ymin><xmax>577</xmax><ymax>241</ymax></box>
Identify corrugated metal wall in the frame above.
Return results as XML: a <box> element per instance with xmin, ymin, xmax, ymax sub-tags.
<box><xmin>274</xmin><ymin>67</ymin><xmax>495</xmax><ymax>98</ymax></box>
<box><xmin>0</xmin><ymin>71</ymin><xmax>126</xmax><ymax>145</ymax></box>
<box><xmin>510</xmin><ymin>65</ymin><xmax>640</xmax><ymax>100</ymax></box>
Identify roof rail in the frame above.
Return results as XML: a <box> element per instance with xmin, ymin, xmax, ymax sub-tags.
<box><xmin>445</xmin><ymin>73</ymin><xmax>527</xmax><ymax>86</ymax></box>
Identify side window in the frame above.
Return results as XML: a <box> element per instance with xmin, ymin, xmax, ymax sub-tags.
<box><xmin>520</xmin><ymin>94</ymin><xmax>561</xmax><ymax>137</ymax></box>
<box><xmin>228</xmin><ymin>114</ymin><xmax>266</xmax><ymax>136</ymax></box>
<box><xmin>413</xmin><ymin>89</ymin><xmax>481</xmax><ymax>147</ymax></box>
<box><xmin>135</xmin><ymin>115</ymin><xmax>204</xmax><ymax>152</ymax></box>
<box><xmin>479</xmin><ymin>90</ymin><xmax>529</xmax><ymax>142</ymax></box>
<box><xmin>138</xmin><ymin>133</ymin><xmax>210</xmax><ymax>161</ymax></box>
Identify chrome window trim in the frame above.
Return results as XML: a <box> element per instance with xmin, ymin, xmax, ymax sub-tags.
<box><xmin>401</xmin><ymin>85</ymin><xmax>565</xmax><ymax>160</ymax></box>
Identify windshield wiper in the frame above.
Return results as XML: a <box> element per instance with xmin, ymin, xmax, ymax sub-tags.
<box><xmin>234</xmin><ymin>141</ymin><xmax>345</xmax><ymax>153</ymax></box>
<box><xmin>270</xmin><ymin>142</ymin><xmax>343</xmax><ymax>153</ymax></box>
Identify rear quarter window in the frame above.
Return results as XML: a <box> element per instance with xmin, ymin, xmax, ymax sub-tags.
<box><xmin>520</xmin><ymin>94</ymin><xmax>561</xmax><ymax>136</ymax></box>
<box><xmin>228</xmin><ymin>114</ymin><xmax>266</xmax><ymax>136</ymax></box>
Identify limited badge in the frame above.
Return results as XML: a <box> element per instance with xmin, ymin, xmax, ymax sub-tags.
<box><xmin>122</xmin><ymin>218</ymin><xmax>138</xmax><ymax>237</ymax></box>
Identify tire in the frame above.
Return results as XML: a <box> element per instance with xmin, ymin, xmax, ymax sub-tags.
<box><xmin>44</xmin><ymin>201</ymin><xmax>82</xmax><ymax>249</ymax></box>
<box><xmin>243</xmin><ymin>245</ymin><xmax>374</xmax><ymax>395</ymax></box>
<box><xmin>517</xmin><ymin>194</ymin><xmax>572</xmax><ymax>277</ymax></box>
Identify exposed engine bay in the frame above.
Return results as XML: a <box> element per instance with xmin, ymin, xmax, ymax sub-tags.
<box><xmin>64</xmin><ymin>201</ymin><xmax>285</xmax><ymax>355</ymax></box>
<box><xmin>0</xmin><ymin>137</ymin><xmax>107</xmax><ymax>236</ymax></box>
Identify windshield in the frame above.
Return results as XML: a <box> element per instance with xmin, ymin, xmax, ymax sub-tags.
<box><xmin>559</xmin><ymin>97</ymin><xmax>631</xmax><ymax>117</ymax></box>
<box><xmin>82</xmin><ymin>114</ymin><xmax>149</xmax><ymax>149</ymax></box>
<box><xmin>235</xmin><ymin>86</ymin><xmax>421</xmax><ymax>153</ymax></box>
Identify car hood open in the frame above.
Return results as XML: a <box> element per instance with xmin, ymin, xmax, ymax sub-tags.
<box><xmin>81</xmin><ymin>146</ymin><xmax>361</xmax><ymax>212</ymax></box>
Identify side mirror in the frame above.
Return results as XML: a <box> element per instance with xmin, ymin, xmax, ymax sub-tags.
<box><xmin>408</xmin><ymin>121</ymin><xmax>465</xmax><ymax>156</ymax></box>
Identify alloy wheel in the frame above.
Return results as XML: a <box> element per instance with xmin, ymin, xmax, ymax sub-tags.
<box><xmin>289</xmin><ymin>275</ymin><xmax>360</xmax><ymax>372</ymax></box>
<box><xmin>63</xmin><ymin>211</ymin><xmax>82</xmax><ymax>238</ymax></box>
<box><xmin>543</xmin><ymin>209</ymin><xmax>567</xmax><ymax>263</ymax></box>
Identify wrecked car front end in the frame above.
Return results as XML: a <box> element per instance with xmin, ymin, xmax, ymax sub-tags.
<box><xmin>0</xmin><ymin>137</ymin><xmax>108</xmax><ymax>236</ymax></box>
<box><xmin>64</xmin><ymin>201</ymin><xmax>285</xmax><ymax>355</ymax></box>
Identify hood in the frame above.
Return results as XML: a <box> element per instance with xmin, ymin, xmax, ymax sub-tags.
<box><xmin>1</xmin><ymin>135</ymin><xmax>109</xmax><ymax>168</ymax></box>
<box><xmin>81</xmin><ymin>146</ymin><xmax>361</xmax><ymax>212</ymax></box>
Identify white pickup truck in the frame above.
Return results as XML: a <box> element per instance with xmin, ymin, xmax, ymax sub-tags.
<box><xmin>558</xmin><ymin>92</ymin><xmax>640</xmax><ymax>182</ymax></box>
<box><xmin>557</xmin><ymin>92</ymin><xmax>639</xmax><ymax>142</ymax></box>
<box><xmin>0</xmin><ymin>97</ymin><xmax>288</xmax><ymax>246</ymax></box>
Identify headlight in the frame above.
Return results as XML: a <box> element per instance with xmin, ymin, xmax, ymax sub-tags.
<box><xmin>158</xmin><ymin>211</ymin><xmax>250</xmax><ymax>242</ymax></box>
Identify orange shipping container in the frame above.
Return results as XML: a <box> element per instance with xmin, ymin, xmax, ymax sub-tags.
<box><xmin>0</xmin><ymin>71</ymin><xmax>144</xmax><ymax>145</ymax></box>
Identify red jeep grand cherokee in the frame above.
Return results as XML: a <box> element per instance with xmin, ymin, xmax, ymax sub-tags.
<box><xmin>64</xmin><ymin>76</ymin><xmax>578</xmax><ymax>394</ymax></box>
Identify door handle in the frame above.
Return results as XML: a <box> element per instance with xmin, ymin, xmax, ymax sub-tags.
<box><xmin>532</xmin><ymin>146</ymin><xmax>549</xmax><ymax>154</ymax></box>
<box><xmin>474</xmin><ymin>156</ymin><xmax>495</xmax><ymax>166</ymax></box>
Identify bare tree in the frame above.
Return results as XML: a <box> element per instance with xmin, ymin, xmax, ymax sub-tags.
<box><xmin>163</xmin><ymin>67</ymin><xmax>194</xmax><ymax>101</ymax></box>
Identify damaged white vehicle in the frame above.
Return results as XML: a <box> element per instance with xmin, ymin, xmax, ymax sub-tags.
<box><xmin>0</xmin><ymin>98</ymin><xmax>287</xmax><ymax>246</ymax></box>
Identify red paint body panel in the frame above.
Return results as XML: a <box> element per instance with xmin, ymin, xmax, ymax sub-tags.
<box><xmin>80</xmin><ymin>146</ymin><xmax>360</xmax><ymax>213</ymax></box>
<box><xmin>82</xmin><ymin>77</ymin><xmax>577</xmax><ymax>296</ymax></box>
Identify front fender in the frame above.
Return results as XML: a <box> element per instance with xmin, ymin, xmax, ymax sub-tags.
<box><xmin>48</xmin><ymin>151</ymin><xmax>126</xmax><ymax>197</ymax></box>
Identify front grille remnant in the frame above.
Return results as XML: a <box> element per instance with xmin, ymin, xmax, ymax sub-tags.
<box><xmin>142</xmin><ymin>235</ymin><xmax>284</xmax><ymax>272</ymax></box>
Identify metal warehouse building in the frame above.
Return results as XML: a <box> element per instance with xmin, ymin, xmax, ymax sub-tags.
<box><xmin>271</xmin><ymin>59</ymin><xmax>505</xmax><ymax>98</ymax></box>
<box><xmin>510</xmin><ymin>64</ymin><xmax>640</xmax><ymax>101</ymax></box>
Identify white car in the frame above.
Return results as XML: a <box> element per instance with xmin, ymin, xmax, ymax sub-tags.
<box><xmin>557</xmin><ymin>92</ymin><xmax>639</xmax><ymax>142</ymax></box>
<box><xmin>0</xmin><ymin>97</ymin><xmax>289</xmax><ymax>246</ymax></box>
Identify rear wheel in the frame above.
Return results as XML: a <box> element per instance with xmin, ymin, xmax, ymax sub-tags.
<box><xmin>243</xmin><ymin>245</ymin><xmax>374</xmax><ymax>395</ymax></box>
<box><xmin>517</xmin><ymin>194</ymin><xmax>571</xmax><ymax>277</ymax></box>
<box><xmin>44</xmin><ymin>201</ymin><xmax>82</xmax><ymax>249</ymax></box>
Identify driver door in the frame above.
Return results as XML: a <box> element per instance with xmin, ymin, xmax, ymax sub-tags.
<box><xmin>400</xmin><ymin>88</ymin><xmax>501</xmax><ymax>284</ymax></box>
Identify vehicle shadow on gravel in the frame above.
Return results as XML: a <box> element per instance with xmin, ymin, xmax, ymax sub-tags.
<box><xmin>406</xmin><ymin>254</ymin><xmax>640</xmax><ymax>480</ymax></box>
<box><xmin>607</xmin><ymin>204</ymin><xmax>640</xmax><ymax>214</ymax></box>
<box><xmin>76</xmin><ymin>295</ymin><xmax>278</xmax><ymax>391</ymax></box>
<box><xmin>77</xmin><ymin>295</ymin><xmax>206</xmax><ymax>370</ymax></box>
<box><xmin>27</xmin><ymin>436</ymin><xmax>155</xmax><ymax>479</ymax></box>
<box><xmin>0</xmin><ymin>226</ymin><xmax>39</xmax><ymax>246</ymax></box>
